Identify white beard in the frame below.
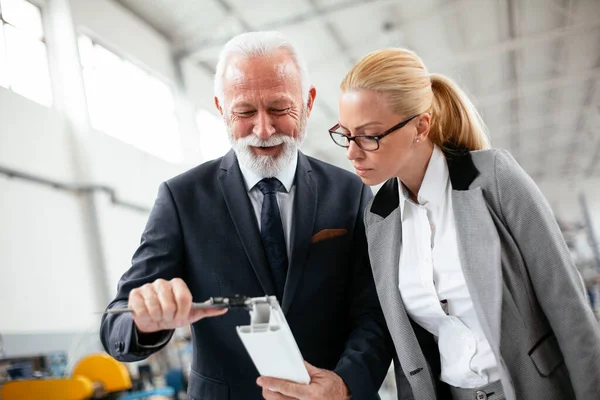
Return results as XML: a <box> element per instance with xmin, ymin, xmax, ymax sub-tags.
<box><xmin>227</xmin><ymin>108</ymin><xmax>308</xmax><ymax>177</ymax></box>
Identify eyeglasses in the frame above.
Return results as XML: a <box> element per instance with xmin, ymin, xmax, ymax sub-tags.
<box><xmin>328</xmin><ymin>114</ymin><xmax>419</xmax><ymax>151</ymax></box>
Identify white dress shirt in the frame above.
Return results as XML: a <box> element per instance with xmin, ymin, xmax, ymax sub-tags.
<box><xmin>397</xmin><ymin>145</ymin><xmax>500</xmax><ymax>388</ymax></box>
<box><xmin>238</xmin><ymin>152</ymin><xmax>297</xmax><ymax>263</ymax></box>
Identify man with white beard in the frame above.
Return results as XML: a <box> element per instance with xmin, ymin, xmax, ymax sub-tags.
<box><xmin>100</xmin><ymin>31</ymin><xmax>392</xmax><ymax>400</ymax></box>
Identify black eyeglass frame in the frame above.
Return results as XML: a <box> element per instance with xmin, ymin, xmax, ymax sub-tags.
<box><xmin>328</xmin><ymin>114</ymin><xmax>419</xmax><ymax>151</ymax></box>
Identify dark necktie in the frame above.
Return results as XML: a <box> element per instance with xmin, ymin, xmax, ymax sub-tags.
<box><xmin>256</xmin><ymin>178</ymin><xmax>288</xmax><ymax>301</ymax></box>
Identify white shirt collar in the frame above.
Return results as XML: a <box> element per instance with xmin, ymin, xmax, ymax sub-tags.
<box><xmin>398</xmin><ymin>145</ymin><xmax>449</xmax><ymax>217</ymax></box>
<box><xmin>418</xmin><ymin>144</ymin><xmax>449</xmax><ymax>206</ymax></box>
<box><xmin>398</xmin><ymin>180</ymin><xmax>409</xmax><ymax>219</ymax></box>
<box><xmin>238</xmin><ymin>151</ymin><xmax>298</xmax><ymax>193</ymax></box>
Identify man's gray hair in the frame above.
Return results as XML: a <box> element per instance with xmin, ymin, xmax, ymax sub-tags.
<box><xmin>214</xmin><ymin>31</ymin><xmax>310</xmax><ymax>106</ymax></box>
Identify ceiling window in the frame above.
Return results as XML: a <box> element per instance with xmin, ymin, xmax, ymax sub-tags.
<box><xmin>196</xmin><ymin>108</ymin><xmax>230</xmax><ymax>162</ymax></box>
<box><xmin>0</xmin><ymin>0</ymin><xmax>52</xmax><ymax>106</ymax></box>
<box><xmin>78</xmin><ymin>34</ymin><xmax>182</xmax><ymax>163</ymax></box>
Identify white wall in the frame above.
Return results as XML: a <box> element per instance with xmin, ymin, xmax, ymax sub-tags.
<box><xmin>180</xmin><ymin>59</ymin><xmax>215</xmax><ymax>112</ymax></box>
<box><xmin>86</xmin><ymin>131</ymin><xmax>183</xmax><ymax>299</ymax></box>
<box><xmin>0</xmin><ymin>175</ymin><xmax>98</xmax><ymax>332</ymax></box>
<box><xmin>0</xmin><ymin>0</ymin><xmax>188</xmax><ymax>350</ymax></box>
<box><xmin>0</xmin><ymin>87</ymin><xmax>72</xmax><ymax>181</ymax></box>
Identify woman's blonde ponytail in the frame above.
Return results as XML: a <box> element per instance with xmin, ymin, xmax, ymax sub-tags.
<box><xmin>429</xmin><ymin>73</ymin><xmax>490</xmax><ymax>151</ymax></box>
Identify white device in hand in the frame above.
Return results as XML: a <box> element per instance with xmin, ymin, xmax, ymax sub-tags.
<box><xmin>236</xmin><ymin>296</ymin><xmax>310</xmax><ymax>384</ymax></box>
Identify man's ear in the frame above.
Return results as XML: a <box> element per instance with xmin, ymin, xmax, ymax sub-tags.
<box><xmin>214</xmin><ymin>96</ymin><xmax>223</xmax><ymax>116</ymax></box>
<box><xmin>305</xmin><ymin>86</ymin><xmax>317</xmax><ymax>117</ymax></box>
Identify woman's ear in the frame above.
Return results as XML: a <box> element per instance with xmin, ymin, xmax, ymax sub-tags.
<box><xmin>416</xmin><ymin>113</ymin><xmax>431</xmax><ymax>140</ymax></box>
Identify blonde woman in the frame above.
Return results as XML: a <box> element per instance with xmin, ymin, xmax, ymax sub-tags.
<box><xmin>329</xmin><ymin>48</ymin><xmax>600</xmax><ymax>400</ymax></box>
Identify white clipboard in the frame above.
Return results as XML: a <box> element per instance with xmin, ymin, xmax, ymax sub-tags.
<box><xmin>236</xmin><ymin>296</ymin><xmax>310</xmax><ymax>384</ymax></box>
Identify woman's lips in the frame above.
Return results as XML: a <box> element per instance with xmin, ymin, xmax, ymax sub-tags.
<box><xmin>354</xmin><ymin>167</ymin><xmax>372</xmax><ymax>176</ymax></box>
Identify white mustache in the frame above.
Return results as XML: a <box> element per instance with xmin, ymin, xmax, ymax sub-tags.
<box><xmin>236</xmin><ymin>134</ymin><xmax>295</xmax><ymax>148</ymax></box>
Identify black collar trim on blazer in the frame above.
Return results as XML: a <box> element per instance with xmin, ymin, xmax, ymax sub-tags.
<box><xmin>370</xmin><ymin>144</ymin><xmax>480</xmax><ymax>218</ymax></box>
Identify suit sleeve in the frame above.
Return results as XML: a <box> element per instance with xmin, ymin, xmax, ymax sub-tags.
<box><xmin>99</xmin><ymin>182</ymin><xmax>183</xmax><ymax>361</ymax></box>
<box><xmin>494</xmin><ymin>149</ymin><xmax>600</xmax><ymax>399</ymax></box>
<box><xmin>333</xmin><ymin>183</ymin><xmax>394</xmax><ymax>399</ymax></box>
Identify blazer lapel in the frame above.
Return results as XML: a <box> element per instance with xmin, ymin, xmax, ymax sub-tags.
<box><xmin>282</xmin><ymin>152</ymin><xmax>317</xmax><ymax>313</ymax></box>
<box><xmin>446</xmin><ymin>149</ymin><xmax>502</xmax><ymax>352</ymax></box>
<box><xmin>367</xmin><ymin>179</ymin><xmax>436</xmax><ymax>400</ymax></box>
<box><xmin>218</xmin><ymin>150</ymin><xmax>277</xmax><ymax>296</ymax></box>
<box><xmin>452</xmin><ymin>188</ymin><xmax>503</xmax><ymax>352</ymax></box>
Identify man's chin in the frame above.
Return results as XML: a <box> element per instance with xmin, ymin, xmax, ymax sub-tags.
<box><xmin>234</xmin><ymin>141</ymin><xmax>298</xmax><ymax>177</ymax></box>
<box><xmin>235</xmin><ymin>151</ymin><xmax>279</xmax><ymax>177</ymax></box>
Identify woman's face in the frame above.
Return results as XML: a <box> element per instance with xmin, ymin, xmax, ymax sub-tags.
<box><xmin>337</xmin><ymin>89</ymin><xmax>424</xmax><ymax>186</ymax></box>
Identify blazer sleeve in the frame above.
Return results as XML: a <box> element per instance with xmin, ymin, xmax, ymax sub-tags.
<box><xmin>333</xmin><ymin>183</ymin><xmax>394</xmax><ymax>399</ymax></box>
<box><xmin>99</xmin><ymin>182</ymin><xmax>183</xmax><ymax>362</ymax></box>
<box><xmin>493</xmin><ymin>149</ymin><xmax>600</xmax><ymax>399</ymax></box>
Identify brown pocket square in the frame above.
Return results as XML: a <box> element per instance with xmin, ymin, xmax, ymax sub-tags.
<box><xmin>311</xmin><ymin>229</ymin><xmax>348</xmax><ymax>244</ymax></box>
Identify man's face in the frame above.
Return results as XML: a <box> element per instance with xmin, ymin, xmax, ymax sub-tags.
<box><xmin>215</xmin><ymin>51</ymin><xmax>315</xmax><ymax>177</ymax></box>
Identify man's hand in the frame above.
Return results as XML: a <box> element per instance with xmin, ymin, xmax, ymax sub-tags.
<box><xmin>128</xmin><ymin>278</ymin><xmax>227</xmax><ymax>333</ymax></box>
<box><xmin>256</xmin><ymin>361</ymin><xmax>350</xmax><ymax>400</ymax></box>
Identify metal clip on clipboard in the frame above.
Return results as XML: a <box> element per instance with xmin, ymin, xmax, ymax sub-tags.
<box><xmin>236</xmin><ymin>296</ymin><xmax>310</xmax><ymax>384</ymax></box>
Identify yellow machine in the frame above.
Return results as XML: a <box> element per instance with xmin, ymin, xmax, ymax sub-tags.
<box><xmin>1</xmin><ymin>353</ymin><xmax>132</xmax><ymax>400</ymax></box>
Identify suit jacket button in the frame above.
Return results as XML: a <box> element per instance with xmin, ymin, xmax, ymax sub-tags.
<box><xmin>475</xmin><ymin>391</ymin><xmax>487</xmax><ymax>400</ymax></box>
<box><xmin>114</xmin><ymin>341</ymin><xmax>124</xmax><ymax>352</ymax></box>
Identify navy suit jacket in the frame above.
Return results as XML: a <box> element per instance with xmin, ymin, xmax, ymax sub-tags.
<box><xmin>100</xmin><ymin>150</ymin><xmax>392</xmax><ymax>399</ymax></box>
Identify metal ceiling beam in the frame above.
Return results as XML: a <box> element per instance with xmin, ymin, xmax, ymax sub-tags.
<box><xmin>212</xmin><ymin>0</ymin><xmax>252</xmax><ymax>31</ymax></box>
<box><xmin>490</xmin><ymin>103</ymin><xmax>597</xmax><ymax>137</ymax></box>
<box><xmin>586</xmin><ymin>142</ymin><xmax>600</xmax><ymax>177</ymax></box>
<box><xmin>435</xmin><ymin>20</ymin><xmax>600</xmax><ymax>71</ymax></box>
<box><xmin>557</xmin><ymin>0</ymin><xmax>581</xmax><ymax>176</ymax></box>
<box><xmin>509</xmin><ymin>134</ymin><xmax>596</xmax><ymax>159</ymax></box>
<box><xmin>513</xmin><ymin>136</ymin><xmax>597</xmax><ymax>181</ymax></box>
<box><xmin>111</xmin><ymin>0</ymin><xmax>172</xmax><ymax>41</ymax></box>
<box><xmin>540</xmin><ymin>0</ymin><xmax>577</xmax><ymax>179</ymax></box>
<box><xmin>477</xmin><ymin>67</ymin><xmax>600</xmax><ymax>108</ymax></box>
<box><xmin>303</xmin><ymin>0</ymin><xmax>356</xmax><ymax>120</ymax></box>
<box><xmin>506</xmin><ymin>0</ymin><xmax>522</xmax><ymax>160</ymax></box>
<box><xmin>174</xmin><ymin>0</ymin><xmax>371</xmax><ymax>61</ymax></box>
<box><xmin>584</xmin><ymin>80</ymin><xmax>600</xmax><ymax>177</ymax></box>
<box><xmin>562</xmin><ymin>82</ymin><xmax>594</xmax><ymax>175</ymax></box>
<box><xmin>175</xmin><ymin>0</ymin><xmax>478</xmax><ymax>62</ymax></box>
<box><xmin>306</xmin><ymin>0</ymin><xmax>355</xmax><ymax>67</ymax></box>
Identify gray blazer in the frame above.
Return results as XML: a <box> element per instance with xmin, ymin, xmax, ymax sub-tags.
<box><xmin>364</xmin><ymin>148</ymin><xmax>600</xmax><ymax>400</ymax></box>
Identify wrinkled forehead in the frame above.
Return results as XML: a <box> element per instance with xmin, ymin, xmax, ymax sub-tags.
<box><xmin>222</xmin><ymin>54</ymin><xmax>303</xmax><ymax>104</ymax></box>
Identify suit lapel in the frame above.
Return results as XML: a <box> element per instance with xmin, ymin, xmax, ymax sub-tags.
<box><xmin>368</xmin><ymin>179</ymin><xmax>436</xmax><ymax>400</ymax></box>
<box><xmin>452</xmin><ymin>188</ymin><xmax>503</xmax><ymax>351</ymax></box>
<box><xmin>282</xmin><ymin>153</ymin><xmax>317</xmax><ymax>313</ymax></box>
<box><xmin>219</xmin><ymin>150</ymin><xmax>277</xmax><ymax>296</ymax></box>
